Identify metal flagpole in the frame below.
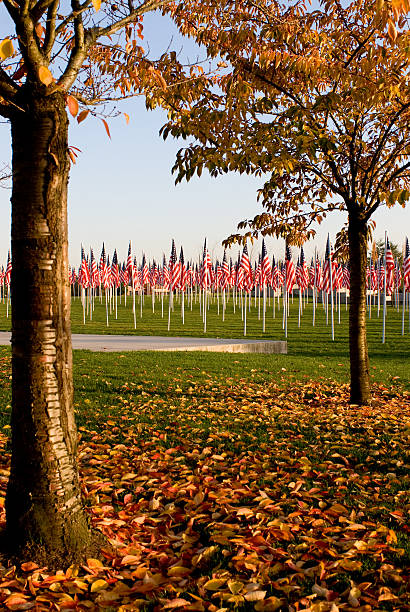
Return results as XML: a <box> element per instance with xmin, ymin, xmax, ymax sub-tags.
<box><xmin>263</xmin><ymin>284</ymin><xmax>266</xmax><ymax>332</ymax></box>
<box><xmin>402</xmin><ymin>288</ymin><xmax>406</xmax><ymax>336</ymax></box>
<box><xmin>244</xmin><ymin>291</ymin><xmax>247</xmax><ymax>336</ymax></box>
<box><xmin>329</xmin><ymin>240</ymin><xmax>334</xmax><ymax>341</ymax></box>
<box><xmin>382</xmin><ymin>232</ymin><xmax>387</xmax><ymax>344</ymax></box>
<box><xmin>312</xmin><ymin>253</ymin><xmax>316</xmax><ymax>326</ymax></box>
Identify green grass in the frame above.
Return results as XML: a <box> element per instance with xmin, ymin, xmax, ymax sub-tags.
<box><xmin>0</xmin><ymin>293</ymin><xmax>409</xmax><ymax>390</ymax></box>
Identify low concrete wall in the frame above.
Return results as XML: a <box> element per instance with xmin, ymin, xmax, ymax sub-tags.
<box><xmin>158</xmin><ymin>341</ymin><xmax>287</xmax><ymax>354</ymax></box>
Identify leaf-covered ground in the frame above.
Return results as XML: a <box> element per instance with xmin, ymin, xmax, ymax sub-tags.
<box><xmin>0</xmin><ymin>353</ymin><xmax>409</xmax><ymax>611</ymax></box>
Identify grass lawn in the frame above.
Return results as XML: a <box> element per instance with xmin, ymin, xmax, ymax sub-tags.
<box><xmin>0</xmin><ymin>295</ymin><xmax>409</xmax><ymax>610</ymax></box>
<box><xmin>0</xmin><ymin>293</ymin><xmax>409</xmax><ymax>386</ymax></box>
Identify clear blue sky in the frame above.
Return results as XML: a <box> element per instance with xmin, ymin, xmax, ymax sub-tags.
<box><xmin>0</xmin><ymin>11</ymin><xmax>408</xmax><ymax>269</ymax></box>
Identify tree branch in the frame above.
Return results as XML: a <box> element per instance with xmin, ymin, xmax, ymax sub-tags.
<box><xmin>362</xmin><ymin>102</ymin><xmax>410</xmax><ymax>197</ymax></box>
<box><xmin>89</xmin><ymin>0</ymin><xmax>173</xmax><ymax>41</ymax></box>
<box><xmin>0</xmin><ymin>67</ymin><xmax>19</xmax><ymax>101</ymax></box>
<box><xmin>43</xmin><ymin>0</ymin><xmax>59</xmax><ymax>59</ymax></box>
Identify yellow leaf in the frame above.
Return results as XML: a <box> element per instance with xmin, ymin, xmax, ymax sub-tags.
<box><xmin>38</xmin><ymin>66</ymin><xmax>53</xmax><ymax>86</ymax></box>
<box><xmin>329</xmin><ymin>503</ymin><xmax>348</xmax><ymax>514</ymax></box>
<box><xmin>167</xmin><ymin>566</ymin><xmax>191</xmax><ymax>577</ymax></box>
<box><xmin>90</xmin><ymin>579</ymin><xmax>108</xmax><ymax>592</ymax></box>
<box><xmin>204</xmin><ymin>578</ymin><xmax>226</xmax><ymax>590</ymax></box>
<box><xmin>387</xmin><ymin>20</ymin><xmax>398</xmax><ymax>42</ymax></box>
<box><xmin>92</xmin><ymin>0</ymin><xmax>101</xmax><ymax>11</ymax></box>
<box><xmin>228</xmin><ymin>580</ymin><xmax>243</xmax><ymax>594</ymax></box>
<box><xmin>124</xmin><ymin>112</ymin><xmax>130</xmax><ymax>125</ymax></box>
<box><xmin>0</xmin><ymin>38</ymin><xmax>14</xmax><ymax>60</ymax></box>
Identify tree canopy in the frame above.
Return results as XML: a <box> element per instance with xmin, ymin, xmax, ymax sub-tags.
<box><xmin>162</xmin><ymin>0</ymin><xmax>409</xmax><ymax>245</ymax></box>
<box><xmin>0</xmin><ymin>0</ymin><xmax>202</xmax><ymax>125</ymax></box>
<box><xmin>160</xmin><ymin>0</ymin><xmax>410</xmax><ymax>405</ymax></box>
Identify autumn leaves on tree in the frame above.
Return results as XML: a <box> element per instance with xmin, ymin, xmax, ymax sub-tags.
<box><xmin>163</xmin><ymin>0</ymin><xmax>410</xmax><ymax>404</ymax></box>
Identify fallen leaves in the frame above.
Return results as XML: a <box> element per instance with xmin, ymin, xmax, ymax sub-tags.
<box><xmin>0</xmin><ymin>369</ymin><xmax>409</xmax><ymax>610</ymax></box>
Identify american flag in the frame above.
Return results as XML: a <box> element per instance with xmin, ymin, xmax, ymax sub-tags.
<box><xmin>111</xmin><ymin>250</ymin><xmax>120</xmax><ymax>288</ymax></box>
<box><xmin>133</xmin><ymin>256</ymin><xmax>140</xmax><ymax>290</ymax></box>
<box><xmin>296</xmin><ymin>246</ymin><xmax>308</xmax><ymax>290</ymax></box>
<box><xmin>342</xmin><ymin>263</ymin><xmax>350</xmax><ymax>290</ymax></box>
<box><xmin>309</xmin><ymin>257</ymin><xmax>315</xmax><ymax>288</ymax></box>
<box><xmin>322</xmin><ymin>236</ymin><xmax>333</xmax><ymax>293</ymax></box>
<box><xmin>315</xmin><ymin>256</ymin><xmax>323</xmax><ymax>291</ymax></box>
<box><xmin>141</xmin><ymin>254</ymin><xmax>149</xmax><ymax>286</ymax></box>
<box><xmin>4</xmin><ymin>251</ymin><xmax>11</xmax><ymax>286</ymax></box>
<box><xmin>201</xmin><ymin>239</ymin><xmax>212</xmax><ymax>289</ymax></box>
<box><xmin>100</xmin><ymin>244</ymin><xmax>111</xmax><ymax>289</ymax></box>
<box><xmin>90</xmin><ymin>249</ymin><xmax>99</xmax><ymax>288</ymax></box>
<box><xmin>126</xmin><ymin>242</ymin><xmax>133</xmax><ymax>276</ymax></box>
<box><xmin>79</xmin><ymin>246</ymin><xmax>90</xmax><ymax>288</ymax></box>
<box><xmin>370</xmin><ymin>261</ymin><xmax>377</xmax><ymax>291</ymax></box>
<box><xmin>285</xmin><ymin>245</ymin><xmax>296</xmax><ymax>292</ymax></box>
<box><xmin>271</xmin><ymin>256</ymin><xmax>279</xmax><ymax>290</ymax></box>
<box><xmin>105</xmin><ymin>255</ymin><xmax>112</xmax><ymax>289</ymax></box>
<box><xmin>395</xmin><ymin>261</ymin><xmax>402</xmax><ymax>290</ymax></box>
<box><xmin>179</xmin><ymin>247</ymin><xmax>187</xmax><ymax>291</ymax></box>
<box><xmin>385</xmin><ymin>238</ymin><xmax>395</xmax><ymax>294</ymax></box>
<box><xmin>240</xmin><ymin>244</ymin><xmax>252</xmax><ymax>285</ymax></box>
<box><xmin>335</xmin><ymin>263</ymin><xmax>343</xmax><ymax>291</ymax></box>
<box><xmin>260</xmin><ymin>239</ymin><xmax>272</xmax><ymax>287</ymax></box>
<box><xmin>221</xmin><ymin>251</ymin><xmax>229</xmax><ymax>290</ymax></box>
<box><xmin>404</xmin><ymin>238</ymin><xmax>410</xmax><ymax>291</ymax></box>
<box><xmin>169</xmin><ymin>240</ymin><xmax>180</xmax><ymax>290</ymax></box>
<box><xmin>119</xmin><ymin>262</ymin><xmax>128</xmax><ymax>287</ymax></box>
<box><xmin>162</xmin><ymin>254</ymin><xmax>170</xmax><ymax>290</ymax></box>
<box><xmin>378</xmin><ymin>257</ymin><xmax>385</xmax><ymax>290</ymax></box>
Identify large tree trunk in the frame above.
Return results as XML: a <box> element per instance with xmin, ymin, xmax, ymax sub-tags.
<box><xmin>348</xmin><ymin>213</ymin><xmax>370</xmax><ymax>405</ymax></box>
<box><xmin>5</xmin><ymin>88</ymin><xmax>100</xmax><ymax>566</ymax></box>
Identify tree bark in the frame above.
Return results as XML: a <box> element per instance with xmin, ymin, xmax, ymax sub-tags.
<box><xmin>4</xmin><ymin>87</ymin><xmax>100</xmax><ymax>566</ymax></box>
<box><xmin>348</xmin><ymin>212</ymin><xmax>370</xmax><ymax>405</ymax></box>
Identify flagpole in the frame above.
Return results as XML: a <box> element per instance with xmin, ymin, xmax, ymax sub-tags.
<box><xmin>132</xmin><ymin>271</ymin><xmax>136</xmax><ymax>330</ymax></box>
<box><xmin>298</xmin><ymin>286</ymin><xmax>301</xmax><ymax>328</ymax></box>
<box><xmin>402</xmin><ymin>288</ymin><xmax>406</xmax><ymax>336</ymax></box>
<box><xmin>329</xmin><ymin>242</ymin><xmax>334</xmax><ymax>341</ymax></box>
<box><xmin>313</xmin><ymin>250</ymin><xmax>317</xmax><ymax>327</ymax></box>
<box><xmin>168</xmin><ymin>287</ymin><xmax>172</xmax><ymax>331</ymax></box>
<box><xmin>105</xmin><ymin>289</ymin><xmax>109</xmax><ymax>327</ymax></box>
<box><xmin>244</xmin><ymin>291</ymin><xmax>247</xmax><ymax>336</ymax></box>
<box><xmin>263</xmin><ymin>284</ymin><xmax>266</xmax><ymax>332</ymax></box>
<box><xmin>382</xmin><ymin>232</ymin><xmax>387</xmax><ymax>344</ymax></box>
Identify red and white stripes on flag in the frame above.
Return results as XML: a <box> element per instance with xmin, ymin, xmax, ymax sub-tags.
<box><xmin>404</xmin><ymin>237</ymin><xmax>410</xmax><ymax>291</ymax></box>
<box><xmin>285</xmin><ymin>245</ymin><xmax>296</xmax><ymax>292</ymax></box>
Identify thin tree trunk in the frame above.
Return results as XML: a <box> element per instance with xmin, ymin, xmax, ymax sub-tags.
<box><xmin>348</xmin><ymin>214</ymin><xmax>370</xmax><ymax>404</ymax></box>
<box><xmin>5</xmin><ymin>89</ymin><xmax>101</xmax><ymax>566</ymax></box>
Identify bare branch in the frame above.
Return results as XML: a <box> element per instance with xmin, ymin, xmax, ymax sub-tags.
<box><xmin>43</xmin><ymin>0</ymin><xmax>60</xmax><ymax>59</ymax></box>
<box><xmin>89</xmin><ymin>0</ymin><xmax>173</xmax><ymax>40</ymax></box>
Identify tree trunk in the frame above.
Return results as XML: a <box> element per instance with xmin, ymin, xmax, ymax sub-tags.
<box><xmin>348</xmin><ymin>213</ymin><xmax>370</xmax><ymax>405</ymax></box>
<box><xmin>4</xmin><ymin>88</ymin><xmax>101</xmax><ymax>566</ymax></box>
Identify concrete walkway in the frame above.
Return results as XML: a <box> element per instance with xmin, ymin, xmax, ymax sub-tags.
<box><xmin>0</xmin><ymin>331</ymin><xmax>287</xmax><ymax>354</ymax></box>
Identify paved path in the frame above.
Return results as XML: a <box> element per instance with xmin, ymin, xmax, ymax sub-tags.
<box><xmin>0</xmin><ymin>332</ymin><xmax>287</xmax><ymax>353</ymax></box>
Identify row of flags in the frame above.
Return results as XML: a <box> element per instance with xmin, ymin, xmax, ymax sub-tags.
<box><xmin>1</xmin><ymin>236</ymin><xmax>410</xmax><ymax>295</ymax></box>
